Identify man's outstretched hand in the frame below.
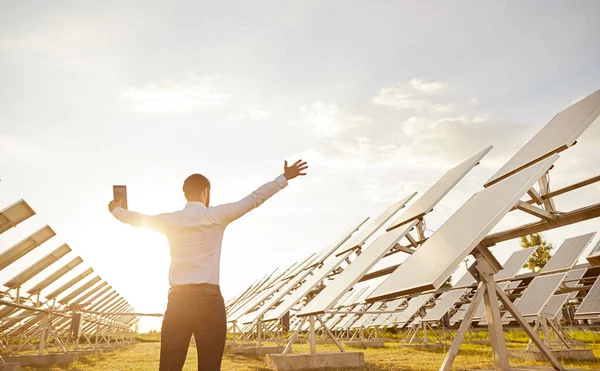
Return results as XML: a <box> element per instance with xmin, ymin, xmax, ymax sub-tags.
<box><xmin>284</xmin><ymin>160</ymin><xmax>308</xmax><ymax>180</ymax></box>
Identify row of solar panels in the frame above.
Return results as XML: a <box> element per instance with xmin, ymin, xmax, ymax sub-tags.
<box><xmin>0</xmin><ymin>199</ymin><xmax>138</xmax><ymax>345</ymax></box>
<box><xmin>227</xmin><ymin>228</ymin><xmax>600</xmax><ymax>339</ymax></box>
<box><xmin>224</xmin><ymin>88</ymin><xmax>600</xmax><ymax>342</ymax></box>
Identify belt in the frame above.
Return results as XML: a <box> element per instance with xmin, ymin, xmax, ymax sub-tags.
<box><xmin>169</xmin><ymin>283</ymin><xmax>221</xmax><ymax>296</ymax></box>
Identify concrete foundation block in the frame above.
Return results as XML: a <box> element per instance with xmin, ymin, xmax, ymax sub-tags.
<box><xmin>267</xmin><ymin>352</ymin><xmax>364</xmax><ymax>371</ymax></box>
<box><xmin>230</xmin><ymin>346</ymin><xmax>285</xmax><ymax>355</ymax></box>
<box><xmin>345</xmin><ymin>340</ymin><xmax>385</xmax><ymax>348</ymax></box>
<box><xmin>0</xmin><ymin>362</ymin><xmax>20</xmax><ymax>371</ymax></box>
<box><xmin>4</xmin><ymin>352</ymin><xmax>79</xmax><ymax>366</ymax></box>
<box><xmin>508</xmin><ymin>348</ymin><xmax>595</xmax><ymax>362</ymax></box>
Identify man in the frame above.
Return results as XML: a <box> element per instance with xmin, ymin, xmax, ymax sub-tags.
<box><xmin>108</xmin><ymin>159</ymin><xmax>308</xmax><ymax>371</ymax></box>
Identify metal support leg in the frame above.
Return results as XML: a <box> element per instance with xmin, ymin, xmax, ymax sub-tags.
<box><xmin>440</xmin><ymin>283</ymin><xmax>486</xmax><ymax>371</ymax></box>
<box><xmin>257</xmin><ymin>319</ymin><xmax>262</xmax><ymax>348</ymax></box>
<box><xmin>482</xmin><ymin>279</ymin><xmax>510</xmax><ymax>371</ymax></box>
<box><xmin>309</xmin><ymin>316</ymin><xmax>316</xmax><ymax>354</ymax></box>
<box><xmin>495</xmin><ymin>284</ymin><xmax>564</xmax><ymax>370</ymax></box>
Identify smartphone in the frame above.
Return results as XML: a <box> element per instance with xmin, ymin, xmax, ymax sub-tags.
<box><xmin>112</xmin><ymin>185</ymin><xmax>128</xmax><ymax>210</ymax></box>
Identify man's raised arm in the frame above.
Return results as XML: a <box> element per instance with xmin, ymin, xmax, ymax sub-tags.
<box><xmin>108</xmin><ymin>200</ymin><xmax>175</xmax><ymax>234</ymax></box>
<box><xmin>212</xmin><ymin>160</ymin><xmax>308</xmax><ymax>226</ymax></box>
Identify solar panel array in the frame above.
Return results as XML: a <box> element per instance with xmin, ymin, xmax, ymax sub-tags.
<box><xmin>368</xmin><ymin>155</ymin><xmax>558</xmax><ymax>302</ymax></box>
<box><xmin>0</xmin><ymin>198</ymin><xmax>139</xmax><ymax>358</ymax></box>
<box><xmin>299</xmin><ymin>220</ymin><xmax>418</xmax><ymax>316</ymax></box>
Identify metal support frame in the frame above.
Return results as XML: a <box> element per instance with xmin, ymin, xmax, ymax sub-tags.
<box><xmin>439</xmin><ymin>249</ymin><xmax>565</xmax><ymax>371</ymax></box>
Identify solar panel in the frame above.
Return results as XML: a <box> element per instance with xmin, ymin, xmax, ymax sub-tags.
<box><xmin>370</xmin><ymin>299</ymin><xmax>404</xmax><ymax>327</ymax></box>
<box><xmin>350</xmin><ymin>302</ymin><xmax>384</xmax><ymax>329</ymax></box>
<box><xmin>368</xmin><ymin>155</ymin><xmax>559</xmax><ymax>302</ymax></box>
<box><xmin>45</xmin><ymin>267</ymin><xmax>94</xmax><ymax>299</ymax></box>
<box><xmin>575</xmin><ymin>277</ymin><xmax>600</xmax><ymax>316</ymax></box>
<box><xmin>3</xmin><ymin>243</ymin><xmax>72</xmax><ymax>288</ymax></box>
<box><xmin>0</xmin><ymin>225</ymin><xmax>56</xmax><ymax>270</ymax></box>
<box><xmin>494</xmin><ymin>247</ymin><xmax>537</xmax><ymax>281</ymax></box>
<box><xmin>387</xmin><ymin>146</ymin><xmax>492</xmax><ymax>231</ymax></box>
<box><xmin>337</xmin><ymin>194</ymin><xmax>416</xmax><ymax>255</ymax></box>
<box><xmin>301</xmin><ymin>217</ymin><xmax>370</xmax><ymax>272</ymax></box>
<box><xmin>262</xmin><ymin>251</ymin><xmax>353</xmax><ymax>322</ymax></box>
<box><xmin>27</xmin><ymin>256</ymin><xmax>83</xmax><ymax>295</ymax></box>
<box><xmin>540</xmin><ymin>233</ymin><xmax>596</xmax><ymax>273</ymax></box>
<box><xmin>231</xmin><ymin>260</ymin><xmax>321</xmax><ymax>324</ymax></box>
<box><xmin>299</xmin><ymin>220</ymin><xmax>418</xmax><ymax>317</ymax></box>
<box><xmin>338</xmin><ymin>287</ymin><xmax>369</xmax><ymax>308</ymax></box>
<box><xmin>394</xmin><ymin>294</ymin><xmax>432</xmax><ymax>326</ymax></box>
<box><xmin>454</xmin><ymin>271</ymin><xmax>476</xmax><ymax>287</ymax></box>
<box><xmin>59</xmin><ymin>276</ymin><xmax>102</xmax><ymax>304</ymax></box>
<box><xmin>507</xmin><ymin>273</ymin><xmax>566</xmax><ymax>318</ymax></box>
<box><xmin>449</xmin><ymin>304</ymin><xmax>469</xmax><ymax>326</ymax></box>
<box><xmin>0</xmin><ymin>199</ymin><xmax>36</xmax><ymax>235</ymax></box>
<box><xmin>485</xmin><ymin>88</ymin><xmax>600</xmax><ymax>187</ymax></box>
<box><xmin>422</xmin><ymin>289</ymin><xmax>469</xmax><ymax>322</ymax></box>
<box><xmin>543</xmin><ymin>294</ymin><xmax>570</xmax><ymax>319</ymax></box>
<box><xmin>334</xmin><ymin>312</ymin><xmax>359</xmax><ymax>331</ymax></box>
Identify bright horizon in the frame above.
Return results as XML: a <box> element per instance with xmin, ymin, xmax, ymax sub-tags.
<box><xmin>1</xmin><ymin>1</ymin><xmax>600</xmax><ymax>332</ymax></box>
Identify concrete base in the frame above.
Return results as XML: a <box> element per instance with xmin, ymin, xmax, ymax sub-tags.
<box><xmin>4</xmin><ymin>353</ymin><xmax>79</xmax><ymax>366</ymax></box>
<box><xmin>267</xmin><ymin>352</ymin><xmax>364</xmax><ymax>371</ymax></box>
<box><xmin>0</xmin><ymin>363</ymin><xmax>20</xmax><ymax>371</ymax></box>
<box><xmin>345</xmin><ymin>340</ymin><xmax>385</xmax><ymax>348</ymax></box>
<box><xmin>508</xmin><ymin>348</ymin><xmax>595</xmax><ymax>361</ymax></box>
<box><xmin>230</xmin><ymin>346</ymin><xmax>285</xmax><ymax>355</ymax></box>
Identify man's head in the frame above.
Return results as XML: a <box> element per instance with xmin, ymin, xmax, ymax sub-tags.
<box><xmin>183</xmin><ymin>173</ymin><xmax>211</xmax><ymax>206</ymax></box>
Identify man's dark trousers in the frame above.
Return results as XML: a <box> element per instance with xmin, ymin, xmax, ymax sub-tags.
<box><xmin>159</xmin><ymin>284</ymin><xmax>226</xmax><ymax>371</ymax></box>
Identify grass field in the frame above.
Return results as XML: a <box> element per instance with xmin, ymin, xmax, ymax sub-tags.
<box><xmin>18</xmin><ymin>330</ymin><xmax>600</xmax><ymax>371</ymax></box>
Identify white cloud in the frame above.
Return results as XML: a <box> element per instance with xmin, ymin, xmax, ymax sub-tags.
<box><xmin>409</xmin><ymin>78</ymin><xmax>449</xmax><ymax>93</ymax></box>
<box><xmin>372</xmin><ymin>78</ymin><xmax>453</xmax><ymax>112</ymax></box>
<box><xmin>298</xmin><ymin>101</ymin><xmax>371</xmax><ymax>137</ymax></box>
<box><xmin>122</xmin><ymin>79</ymin><xmax>233</xmax><ymax>114</ymax></box>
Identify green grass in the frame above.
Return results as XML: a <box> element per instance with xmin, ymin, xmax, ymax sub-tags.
<box><xmin>17</xmin><ymin>330</ymin><xmax>600</xmax><ymax>371</ymax></box>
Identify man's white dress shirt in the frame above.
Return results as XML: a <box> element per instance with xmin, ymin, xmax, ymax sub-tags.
<box><xmin>112</xmin><ymin>174</ymin><xmax>288</xmax><ymax>286</ymax></box>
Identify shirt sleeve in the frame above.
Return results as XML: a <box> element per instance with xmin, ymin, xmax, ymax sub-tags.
<box><xmin>212</xmin><ymin>174</ymin><xmax>288</xmax><ymax>226</ymax></box>
<box><xmin>111</xmin><ymin>208</ymin><xmax>176</xmax><ymax>234</ymax></box>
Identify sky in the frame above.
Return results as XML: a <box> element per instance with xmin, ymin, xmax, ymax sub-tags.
<box><xmin>1</xmin><ymin>1</ymin><xmax>600</xmax><ymax>332</ymax></box>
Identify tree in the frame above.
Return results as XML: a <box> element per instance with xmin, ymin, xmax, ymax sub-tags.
<box><xmin>520</xmin><ymin>233</ymin><xmax>553</xmax><ymax>272</ymax></box>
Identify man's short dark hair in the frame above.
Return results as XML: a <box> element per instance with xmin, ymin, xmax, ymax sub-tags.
<box><xmin>183</xmin><ymin>174</ymin><xmax>211</xmax><ymax>194</ymax></box>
